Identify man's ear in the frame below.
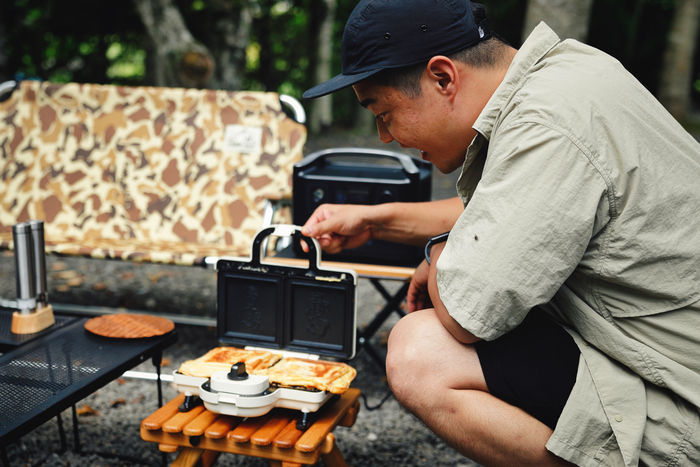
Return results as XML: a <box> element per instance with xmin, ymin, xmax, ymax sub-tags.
<box><xmin>426</xmin><ymin>56</ymin><xmax>460</xmax><ymax>97</ymax></box>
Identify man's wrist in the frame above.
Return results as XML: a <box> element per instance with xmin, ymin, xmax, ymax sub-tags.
<box><xmin>425</xmin><ymin>231</ymin><xmax>450</xmax><ymax>265</ymax></box>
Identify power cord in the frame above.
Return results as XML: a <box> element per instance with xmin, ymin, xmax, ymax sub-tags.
<box><xmin>360</xmin><ymin>388</ymin><xmax>395</xmax><ymax>411</ymax></box>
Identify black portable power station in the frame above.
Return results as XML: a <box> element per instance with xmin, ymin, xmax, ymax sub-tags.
<box><xmin>292</xmin><ymin>148</ymin><xmax>432</xmax><ymax>265</ymax></box>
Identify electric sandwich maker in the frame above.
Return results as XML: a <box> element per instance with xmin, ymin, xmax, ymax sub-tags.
<box><xmin>172</xmin><ymin>224</ymin><xmax>358</xmax><ymax>425</ymax></box>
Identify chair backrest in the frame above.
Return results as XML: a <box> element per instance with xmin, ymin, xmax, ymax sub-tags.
<box><xmin>0</xmin><ymin>80</ymin><xmax>306</xmax><ymax>264</ymax></box>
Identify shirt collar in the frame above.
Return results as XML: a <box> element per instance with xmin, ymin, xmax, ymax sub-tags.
<box><xmin>472</xmin><ymin>22</ymin><xmax>561</xmax><ymax>141</ymax></box>
<box><xmin>456</xmin><ymin>22</ymin><xmax>561</xmax><ymax>203</ymax></box>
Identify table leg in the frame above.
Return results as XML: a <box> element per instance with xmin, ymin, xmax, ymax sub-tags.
<box><xmin>171</xmin><ymin>447</ymin><xmax>220</xmax><ymax>467</ymax></box>
<box><xmin>56</xmin><ymin>412</ymin><xmax>67</xmax><ymax>453</ymax></box>
<box><xmin>321</xmin><ymin>444</ymin><xmax>349</xmax><ymax>467</ymax></box>
<box><xmin>320</xmin><ymin>434</ymin><xmax>349</xmax><ymax>467</ymax></box>
<box><xmin>357</xmin><ymin>280</ymin><xmax>409</xmax><ymax>370</ymax></box>
<box><xmin>153</xmin><ymin>351</ymin><xmax>163</xmax><ymax>408</ymax></box>
<box><xmin>72</xmin><ymin>404</ymin><xmax>81</xmax><ymax>453</ymax></box>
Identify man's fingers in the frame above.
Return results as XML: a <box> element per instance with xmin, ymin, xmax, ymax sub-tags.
<box><xmin>300</xmin><ymin>234</ymin><xmax>340</xmax><ymax>253</ymax></box>
<box><xmin>300</xmin><ymin>204</ymin><xmax>373</xmax><ymax>254</ymax></box>
<box><xmin>301</xmin><ymin>205</ymin><xmax>339</xmax><ymax>238</ymax></box>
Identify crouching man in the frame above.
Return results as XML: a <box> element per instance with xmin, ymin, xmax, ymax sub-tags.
<box><xmin>301</xmin><ymin>1</ymin><xmax>700</xmax><ymax>465</ymax></box>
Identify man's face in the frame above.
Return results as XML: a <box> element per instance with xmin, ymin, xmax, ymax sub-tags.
<box><xmin>353</xmin><ymin>78</ymin><xmax>472</xmax><ymax>174</ymax></box>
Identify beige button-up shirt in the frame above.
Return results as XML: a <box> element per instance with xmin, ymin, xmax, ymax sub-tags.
<box><xmin>437</xmin><ymin>23</ymin><xmax>700</xmax><ymax>466</ymax></box>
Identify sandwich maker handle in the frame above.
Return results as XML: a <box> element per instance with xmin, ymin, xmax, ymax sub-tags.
<box><xmin>249</xmin><ymin>224</ymin><xmax>322</xmax><ymax>273</ymax></box>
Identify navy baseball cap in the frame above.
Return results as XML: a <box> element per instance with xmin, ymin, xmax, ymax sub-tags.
<box><xmin>303</xmin><ymin>0</ymin><xmax>491</xmax><ymax>99</ymax></box>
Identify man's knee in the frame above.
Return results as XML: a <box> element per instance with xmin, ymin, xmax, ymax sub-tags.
<box><xmin>387</xmin><ymin>309</ymin><xmax>488</xmax><ymax>410</ymax></box>
<box><xmin>387</xmin><ymin>309</ymin><xmax>475</xmax><ymax>404</ymax></box>
<box><xmin>386</xmin><ymin>311</ymin><xmax>432</xmax><ymax>407</ymax></box>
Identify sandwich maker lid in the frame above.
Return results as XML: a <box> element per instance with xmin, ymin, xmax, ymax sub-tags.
<box><xmin>216</xmin><ymin>225</ymin><xmax>357</xmax><ymax>360</ymax></box>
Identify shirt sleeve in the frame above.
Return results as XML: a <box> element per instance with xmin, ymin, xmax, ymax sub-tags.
<box><xmin>437</xmin><ymin>120</ymin><xmax>609</xmax><ymax>340</ymax></box>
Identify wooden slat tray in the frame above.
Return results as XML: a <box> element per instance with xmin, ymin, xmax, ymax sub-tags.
<box><xmin>141</xmin><ymin>389</ymin><xmax>361</xmax><ymax>466</ymax></box>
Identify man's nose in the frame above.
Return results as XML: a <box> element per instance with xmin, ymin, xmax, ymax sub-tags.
<box><xmin>377</xmin><ymin>120</ymin><xmax>394</xmax><ymax>144</ymax></box>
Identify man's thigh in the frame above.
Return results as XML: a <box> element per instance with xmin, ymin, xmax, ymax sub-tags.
<box><xmin>387</xmin><ymin>305</ymin><xmax>580</xmax><ymax>430</ymax></box>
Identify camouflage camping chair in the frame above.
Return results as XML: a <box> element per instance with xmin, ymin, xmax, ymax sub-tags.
<box><xmin>0</xmin><ymin>80</ymin><xmax>306</xmax><ymax>266</ymax></box>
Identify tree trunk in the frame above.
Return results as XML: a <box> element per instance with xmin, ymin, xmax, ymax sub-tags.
<box><xmin>132</xmin><ymin>0</ymin><xmax>215</xmax><ymax>88</ymax></box>
<box><xmin>205</xmin><ymin>0</ymin><xmax>252</xmax><ymax>91</ymax></box>
<box><xmin>309</xmin><ymin>0</ymin><xmax>336</xmax><ymax>134</ymax></box>
<box><xmin>658</xmin><ymin>0</ymin><xmax>700</xmax><ymax>121</ymax></box>
<box><xmin>522</xmin><ymin>0</ymin><xmax>594</xmax><ymax>43</ymax></box>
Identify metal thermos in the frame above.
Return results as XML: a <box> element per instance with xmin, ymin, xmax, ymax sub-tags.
<box><xmin>28</xmin><ymin>220</ymin><xmax>48</xmax><ymax>308</ymax></box>
<box><xmin>12</xmin><ymin>223</ymin><xmax>37</xmax><ymax>314</ymax></box>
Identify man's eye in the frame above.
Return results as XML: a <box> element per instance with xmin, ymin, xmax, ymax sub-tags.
<box><xmin>375</xmin><ymin>114</ymin><xmax>386</xmax><ymax>123</ymax></box>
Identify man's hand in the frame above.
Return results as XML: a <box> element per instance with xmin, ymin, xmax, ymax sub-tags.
<box><xmin>301</xmin><ymin>204</ymin><xmax>374</xmax><ymax>253</ymax></box>
<box><xmin>408</xmin><ymin>240</ymin><xmax>446</xmax><ymax>313</ymax></box>
<box><xmin>407</xmin><ymin>259</ymin><xmax>432</xmax><ymax>312</ymax></box>
<box><xmin>300</xmin><ymin>198</ymin><xmax>464</xmax><ymax>254</ymax></box>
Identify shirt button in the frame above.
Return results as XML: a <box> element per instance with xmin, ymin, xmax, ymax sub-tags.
<box><xmin>461</xmin><ymin>189</ymin><xmax>468</xmax><ymax>197</ymax></box>
<box><xmin>615</xmin><ymin>414</ymin><xmax>623</xmax><ymax>422</ymax></box>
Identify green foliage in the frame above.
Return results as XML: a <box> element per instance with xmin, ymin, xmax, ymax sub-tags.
<box><xmin>1</xmin><ymin>0</ymin><xmax>700</xmax><ymax>123</ymax></box>
<box><xmin>0</xmin><ymin>0</ymin><xmax>147</xmax><ymax>85</ymax></box>
<box><xmin>243</xmin><ymin>0</ymin><xmax>313</xmax><ymax>98</ymax></box>
<box><xmin>105</xmin><ymin>39</ymin><xmax>146</xmax><ymax>81</ymax></box>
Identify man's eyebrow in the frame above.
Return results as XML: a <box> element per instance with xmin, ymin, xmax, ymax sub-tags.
<box><xmin>359</xmin><ymin>98</ymin><xmax>376</xmax><ymax>109</ymax></box>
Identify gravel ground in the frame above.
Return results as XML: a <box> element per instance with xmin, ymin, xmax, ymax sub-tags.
<box><xmin>0</xmin><ymin>132</ymin><xmax>482</xmax><ymax>467</ymax></box>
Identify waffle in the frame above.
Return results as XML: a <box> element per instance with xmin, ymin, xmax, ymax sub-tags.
<box><xmin>178</xmin><ymin>347</ymin><xmax>282</xmax><ymax>377</ymax></box>
<box><xmin>84</xmin><ymin>313</ymin><xmax>174</xmax><ymax>338</ymax></box>
<box><xmin>259</xmin><ymin>357</ymin><xmax>356</xmax><ymax>394</ymax></box>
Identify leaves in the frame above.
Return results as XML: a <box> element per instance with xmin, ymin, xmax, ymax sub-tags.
<box><xmin>76</xmin><ymin>404</ymin><xmax>100</xmax><ymax>416</ymax></box>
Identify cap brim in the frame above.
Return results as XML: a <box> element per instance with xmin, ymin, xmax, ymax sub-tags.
<box><xmin>303</xmin><ymin>69</ymin><xmax>381</xmax><ymax>99</ymax></box>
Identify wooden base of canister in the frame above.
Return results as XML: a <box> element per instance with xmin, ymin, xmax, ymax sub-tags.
<box><xmin>11</xmin><ymin>304</ymin><xmax>55</xmax><ymax>334</ymax></box>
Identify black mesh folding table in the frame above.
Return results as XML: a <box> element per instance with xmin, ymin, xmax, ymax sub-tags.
<box><xmin>0</xmin><ymin>307</ymin><xmax>77</xmax><ymax>352</ymax></box>
<box><xmin>0</xmin><ymin>316</ymin><xmax>177</xmax><ymax>464</ymax></box>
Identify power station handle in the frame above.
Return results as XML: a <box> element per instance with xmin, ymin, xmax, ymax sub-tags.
<box><xmin>298</xmin><ymin>148</ymin><xmax>422</xmax><ymax>175</ymax></box>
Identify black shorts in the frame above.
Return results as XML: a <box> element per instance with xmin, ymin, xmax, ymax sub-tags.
<box><xmin>475</xmin><ymin>307</ymin><xmax>580</xmax><ymax>430</ymax></box>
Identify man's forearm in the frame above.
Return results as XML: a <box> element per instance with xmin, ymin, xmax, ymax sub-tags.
<box><xmin>370</xmin><ymin>197</ymin><xmax>463</xmax><ymax>247</ymax></box>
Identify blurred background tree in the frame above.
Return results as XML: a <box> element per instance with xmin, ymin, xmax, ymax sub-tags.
<box><xmin>658</xmin><ymin>0</ymin><xmax>700</xmax><ymax>119</ymax></box>
<box><xmin>0</xmin><ymin>0</ymin><xmax>699</xmax><ymax>133</ymax></box>
<box><xmin>522</xmin><ymin>0</ymin><xmax>595</xmax><ymax>42</ymax></box>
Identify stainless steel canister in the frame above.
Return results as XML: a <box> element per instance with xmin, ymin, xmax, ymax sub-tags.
<box><xmin>28</xmin><ymin>220</ymin><xmax>48</xmax><ymax>308</ymax></box>
<box><xmin>12</xmin><ymin>223</ymin><xmax>37</xmax><ymax>314</ymax></box>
